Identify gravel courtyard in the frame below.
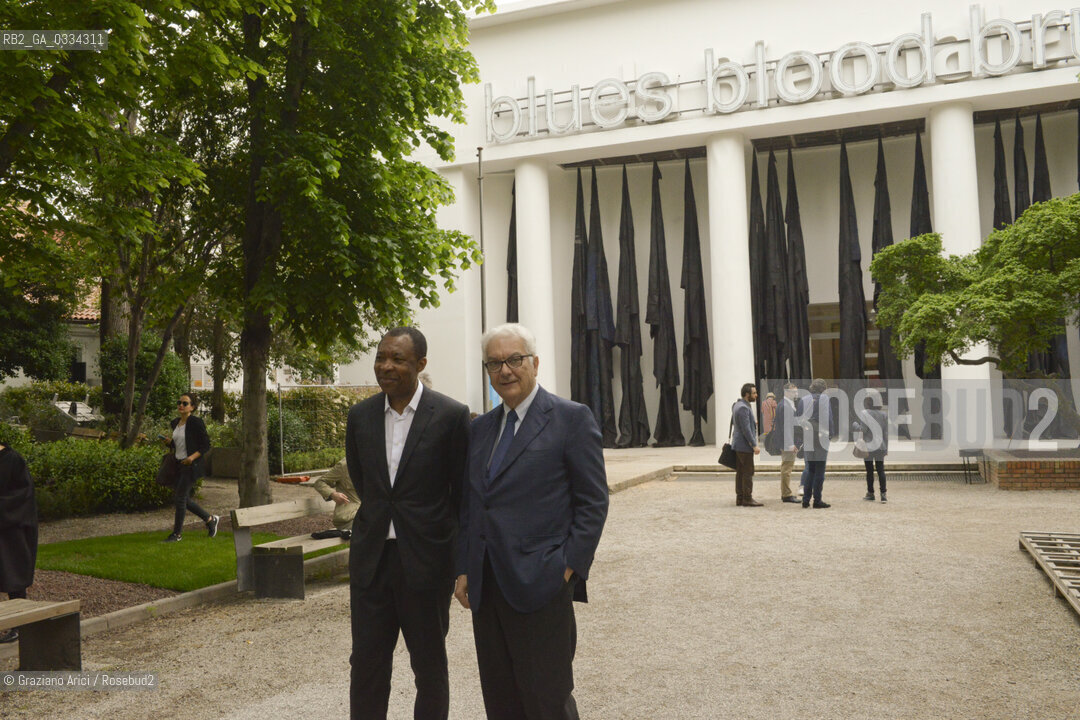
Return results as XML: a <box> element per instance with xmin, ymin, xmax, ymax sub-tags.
<box><xmin>4</xmin><ymin>474</ymin><xmax>1080</xmax><ymax>719</ymax></box>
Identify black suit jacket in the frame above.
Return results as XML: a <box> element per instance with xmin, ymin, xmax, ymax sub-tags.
<box><xmin>346</xmin><ymin>386</ymin><xmax>470</xmax><ymax>591</ymax></box>
<box><xmin>169</xmin><ymin>415</ymin><xmax>210</xmax><ymax>481</ymax></box>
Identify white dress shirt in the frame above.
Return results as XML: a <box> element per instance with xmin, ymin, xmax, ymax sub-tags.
<box><xmin>384</xmin><ymin>381</ymin><xmax>424</xmax><ymax>539</ymax></box>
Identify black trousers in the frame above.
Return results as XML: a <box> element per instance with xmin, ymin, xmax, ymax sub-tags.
<box><xmin>172</xmin><ymin>465</ymin><xmax>210</xmax><ymax>535</ymax></box>
<box><xmin>350</xmin><ymin>541</ymin><xmax>451</xmax><ymax>720</ymax></box>
<box><xmin>473</xmin><ymin>556</ymin><xmax>579</xmax><ymax>720</ymax></box>
<box><xmin>865</xmin><ymin>460</ymin><xmax>886</xmax><ymax>494</ymax></box>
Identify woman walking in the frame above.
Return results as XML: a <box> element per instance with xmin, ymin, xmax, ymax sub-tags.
<box><xmin>163</xmin><ymin>393</ymin><xmax>219</xmax><ymax>542</ymax></box>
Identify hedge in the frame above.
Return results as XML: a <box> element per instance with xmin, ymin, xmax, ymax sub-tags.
<box><xmin>283</xmin><ymin>447</ymin><xmax>345</xmax><ymax>473</ymax></box>
<box><xmin>0</xmin><ymin>381</ymin><xmax>104</xmax><ymax>430</ymax></box>
<box><xmin>26</xmin><ymin>439</ymin><xmax>172</xmax><ymax>520</ymax></box>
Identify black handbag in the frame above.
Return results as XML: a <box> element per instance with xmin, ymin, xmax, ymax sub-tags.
<box><xmin>718</xmin><ymin>415</ymin><xmax>737</xmax><ymax>469</ymax></box>
<box><xmin>156</xmin><ymin>452</ymin><xmax>179</xmax><ymax>487</ymax></box>
<box><xmin>718</xmin><ymin>443</ymin><xmax>737</xmax><ymax>469</ymax></box>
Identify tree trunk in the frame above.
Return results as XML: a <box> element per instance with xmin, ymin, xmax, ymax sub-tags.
<box><xmin>119</xmin><ymin>302</ymin><xmax>146</xmax><ymax>441</ymax></box>
<box><xmin>174</xmin><ymin>306</ymin><xmax>193</xmax><ymax>386</ymax></box>
<box><xmin>211</xmin><ymin>317</ymin><xmax>227</xmax><ymax>423</ymax></box>
<box><xmin>239</xmin><ymin>310</ymin><xmax>272</xmax><ymax>507</ymax></box>
<box><xmin>124</xmin><ymin>305</ymin><xmax>186</xmax><ymax>448</ymax></box>
<box><xmin>99</xmin><ymin>277</ymin><xmax>126</xmax><ymax>415</ymax></box>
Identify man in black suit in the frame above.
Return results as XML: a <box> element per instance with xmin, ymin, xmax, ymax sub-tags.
<box><xmin>346</xmin><ymin>327</ymin><xmax>470</xmax><ymax>720</ymax></box>
<box><xmin>455</xmin><ymin>323</ymin><xmax>609</xmax><ymax>720</ymax></box>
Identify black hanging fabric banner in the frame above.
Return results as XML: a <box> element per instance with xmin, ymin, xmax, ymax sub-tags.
<box><xmin>837</xmin><ymin>140</ymin><xmax>867</xmax><ymax>383</ymax></box>
<box><xmin>506</xmin><ymin>182</ymin><xmax>518</xmax><ymax>323</ymax></box>
<box><xmin>785</xmin><ymin>149</ymin><xmax>812</xmax><ymax>382</ymax></box>
<box><xmin>585</xmin><ymin>167</ymin><xmax>618</xmax><ymax>447</ymax></box>
<box><xmin>680</xmin><ymin>160</ymin><xmax>713</xmax><ymax>446</ymax></box>
<box><xmin>646</xmin><ymin>161</ymin><xmax>685</xmax><ymax>447</ymax></box>
<box><xmin>614</xmin><ymin>166</ymin><xmax>651</xmax><ymax>448</ymax></box>
<box><xmin>763</xmin><ymin>150</ymin><xmax>790</xmax><ymax>384</ymax></box>
<box><xmin>570</xmin><ymin>169</ymin><xmax>588</xmax><ymax>405</ymax></box>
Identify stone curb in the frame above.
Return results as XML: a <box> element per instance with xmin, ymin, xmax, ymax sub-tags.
<box><xmin>0</xmin><ymin>549</ymin><xmax>350</xmax><ymax>663</ymax></box>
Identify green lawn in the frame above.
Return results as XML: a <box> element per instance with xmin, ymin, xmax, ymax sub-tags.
<box><xmin>37</xmin><ymin>531</ymin><xmax>284</xmax><ymax>592</ymax></box>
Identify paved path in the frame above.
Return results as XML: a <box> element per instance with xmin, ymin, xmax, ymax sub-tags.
<box><xmin>4</xmin><ymin>473</ymin><xmax>1080</xmax><ymax>719</ymax></box>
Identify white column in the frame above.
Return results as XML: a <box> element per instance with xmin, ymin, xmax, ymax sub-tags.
<box><xmin>927</xmin><ymin>102</ymin><xmax>993</xmax><ymax>448</ymax></box>
<box><xmin>707</xmin><ymin>132</ymin><xmax>755</xmax><ymax>444</ymax></box>
<box><xmin>514</xmin><ymin>158</ymin><xmax>559</xmax><ymax>391</ymax></box>
<box><xmin>444</xmin><ymin>169</ymin><xmax>485</xmax><ymax>412</ymax></box>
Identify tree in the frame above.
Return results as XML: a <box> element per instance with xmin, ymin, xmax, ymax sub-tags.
<box><xmin>0</xmin><ymin>282</ymin><xmax>76</xmax><ymax>382</ymax></box>
<box><xmin>228</xmin><ymin>0</ymin><xmax>490</xmax><ymax>506</ymax></box>
<box><xmin>871</xmin><ymin>194</ymin><xmax>1080</xmax><ymax>429</ymax></box>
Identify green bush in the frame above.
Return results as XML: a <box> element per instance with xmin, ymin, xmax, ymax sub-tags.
<box><xmin>275</xmin><ymin>385</ymin><xmax>378</xmax><ymax>451</ymax></box>
<box><xmin>0</xmin><ymin>422</ymin><xmax>33</xmax><ymax>456</ymax></box>
<box><xmin>267</xmin><ymin>405</ymin><xmax>309</xmax><ymax>473</ymax></box>
<box><xmin>0</xmin><ymin>381</ymin><xmax>103</xmax><ymax>428</ymax></box>
<box><xmin>283</xmin><ymin>447</ymin><xmax>345</xmax><ymax>473</ymax></box>
<box><xmin>199</xmin><ymin>390</ymin><xmax>243</xmax><ymax>423</ymax></box>
<box><xmin>203</xmin><ymin>418</ymin><xmax>239</xmax><ymax>448</ymax></box>
<box><xmin>27</xmin><ymin>439</ymin><xmax>171</xmax><ymax>519</ymax></box>
<box><xmin>99</xmin><ymin>334</ymin><xmax>189</xmax><ymax>421</ymax></box>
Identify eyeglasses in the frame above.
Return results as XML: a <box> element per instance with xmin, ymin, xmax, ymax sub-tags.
<box><xmin>177</xmin><ymin>401</ymin><xmax>190</xmax><ymax>407</ymax></box>
<box><xmin>483</xmin><ymin>354</ymin><xmax>533</xmax><ymax>374</ymax></box>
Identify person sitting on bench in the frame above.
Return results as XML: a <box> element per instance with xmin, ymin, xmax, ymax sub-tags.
<box><xmin>310</xmin><ymin>458</ymin><xmax>359</xmax><ymax>540</ymax></box>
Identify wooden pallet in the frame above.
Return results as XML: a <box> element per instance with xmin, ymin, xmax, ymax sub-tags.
<box><xmin>1019</xmin><ymin>531</ymin><xmax>1080</xmax><ymax>618</ymax></box>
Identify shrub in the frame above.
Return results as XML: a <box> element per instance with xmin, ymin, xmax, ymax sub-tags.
<box><xmin>0</xmin><ymin>381</ymin><xmax>103</xmax><ymax>427</ymax></box>
<box><xmin>267</xmin><ymin>405</ymin><xmax>309</xmax><ymax>473</ymax></box>
<box><xmin>199</xmin><ymin>390</ymin><xmax>242</xmax><ymax>423</ymax></box>
<box><xmin>203</xmin><ymin>418</ymin><xmax>239</xmax><ymax>449</ymax></box>
<box><xmin>276</xmin><ymin>385</ymin><xmax>379</xmax><ymax>451</ymax></box>
<box><xmin>283</xmin><ymin>447</ymin><xmax>345</xmax><ymax>473</ymax></box>
<box><xmin>0</xmin><ymin>422</ymin><xmax>33</xmax><ymax>456</ymax></box>
<box><xmin>26</xmin><ymin>439</ymin><xmax>171</xmax><ymax>519</ymax></box>
<box><xmin>99</xmin><ymin>334</ymin><xmax>189</xmax><ymax>421</ymax></box>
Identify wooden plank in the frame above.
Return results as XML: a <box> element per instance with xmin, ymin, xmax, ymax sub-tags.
<box><xmin>1020</xmin><ymin>532</ymin><xmax>1080</xmax><ymax>618</ymax></box>
<box><xmin>231</xmin><ymin>496</ymin><xmax>333</xmax><ymax>528</ymax></box>
<box><xmin>254</xmin><ymin>535</ymin><xmax>349</xmax><ymax>554</ymax></box>
<box><xmin>0</xmin><ymin>599</ymin><xmax>81</xmax><ymax>631</ymax></box>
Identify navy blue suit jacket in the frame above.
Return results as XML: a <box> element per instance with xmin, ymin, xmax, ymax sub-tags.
<box><xmin>457</xmin><ymin>386</ymin><xmax>609</xmax><ymax>614</ymax></box>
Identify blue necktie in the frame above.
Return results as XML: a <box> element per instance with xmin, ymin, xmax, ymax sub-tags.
<box><xmin>487</xmin><ymin>409</ymin><xmax>518</xmax><ymax>482</ymax></box>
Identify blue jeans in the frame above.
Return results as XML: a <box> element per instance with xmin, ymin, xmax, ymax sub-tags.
<box><xmin>801</xmin><ymin>460</ymin><xmax>827</xmax><ymax>504</ymax></box>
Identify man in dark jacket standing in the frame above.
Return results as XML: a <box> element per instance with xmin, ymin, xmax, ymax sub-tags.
<box><xmin>345</xmin><ymin>327</ymin><xmax>471</xmax><ymax>720</ymax></box>
<box><xmin>732</xmin><ymin>383</ymin><xmax>762</xmax><ymax>506</ymax></box>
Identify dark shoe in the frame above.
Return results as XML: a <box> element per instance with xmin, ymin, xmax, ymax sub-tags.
<box><xmin>813</xmin><ymin>501</ymin><xmax>831</xmax><ymax>509</ymax></box>
<box><xmin>802</xmin><ymin>501</ymin><xmax>810</xmax><ymax>508</ymax></box>
<box><xmin>736</xmin><ymin>499</ymin><xmax>744</xmax><ymax>506</ymax></box>
<box><xmin>340</xmin><ymin>530</ymin><xmax>351</xmax><ymax>541</ymax></box>
<box><xmin>0</xmin><ymin>629</ymin><xmax>17</xmax><ymax>643</ymax></box>
<box><xmin>880</xmin><ymin>492</ymin><xmax>887</xmax><ymax>503</ymax></box>
<box><xmin>162</xmin><ymin>533</ymin><xmax>182</xmax><ymax>543</ymax></box>
<box><xmin>782</xmin><ymin>496</ymin><xmax>800</xmax><ymax>503</ymax></box>
<box><xmin>743</xmin><ymin>499</ymin><xmax>763</xmax><ymax>507</ymax></box>
<box><xmin>863</xmin><ymin>493</ymin><xmax>875</xmax><ymax>501</ymax></box>
<box><xmin>207</xmin><ymin>515</ymin><xmax>220</xmax><ymax>539</ymax></box>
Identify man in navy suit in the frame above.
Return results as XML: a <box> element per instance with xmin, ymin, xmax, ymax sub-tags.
<box><xmin>454</xmin><ymin>323</ymin><xmax>609</xmax><ymax>720</ymax></box>
<box><xmin>346</xmin><ymin>327</ymin><xmax>470</xmax><ymax>720</ymax></box>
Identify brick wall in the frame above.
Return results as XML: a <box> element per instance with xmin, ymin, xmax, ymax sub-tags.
<box><xmin>983</xmin><ymin>450</ymin><xmax>1080</xmax><ymax>490</ymax></box>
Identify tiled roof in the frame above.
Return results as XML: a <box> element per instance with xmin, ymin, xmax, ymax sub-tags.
<box><xmin>68</xmin><ymin>285</ymin><xmax>100</xmax><ymax>322</ymax></box>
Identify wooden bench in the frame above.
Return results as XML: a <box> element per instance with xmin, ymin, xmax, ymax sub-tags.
<box><xmin>231</xmin><ymin>496</ymin><xmax>350</xmax><ymax>600</ymax></box>
<box><xmin>0</xmin><ymin>599</ymin><xmax>81</xmax><ymax>670</ymax></box>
